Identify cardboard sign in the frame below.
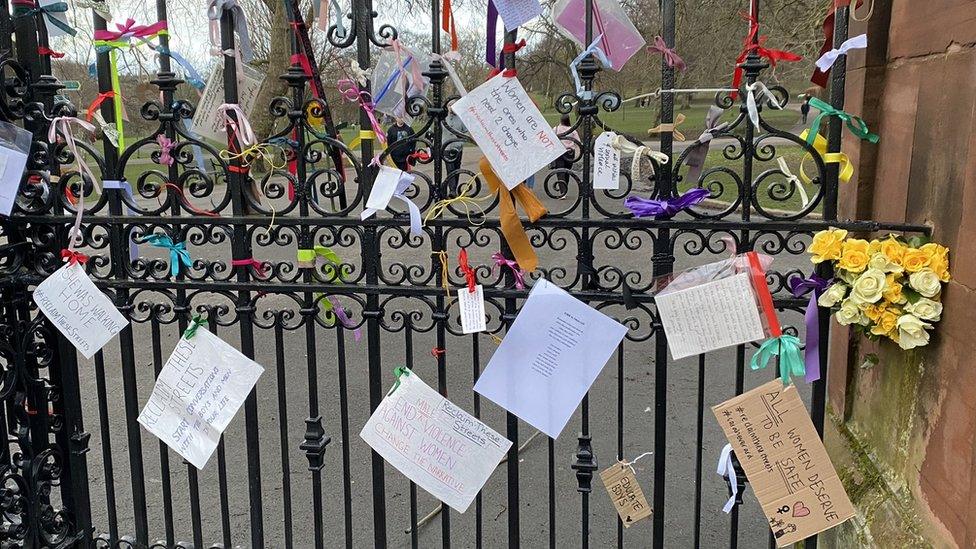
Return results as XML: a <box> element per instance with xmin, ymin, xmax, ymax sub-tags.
<box><xmin>451</xmin><ymin>75</ymin><xmax>566</xmax><ymax>190</ymax></box>
<box><xmin>138</xmin><ymin>329</ymin><xmax>264</xmax><ymax>469</ymax></box>
<box><xmin>34</xmin><ymin>262</ymin><xmax>128</xmax><ymax>359</ymax></box>
<box><xmin>593</xmin><ymin>131</ymin><xmax>620</xmax><ymax>190</ymax></box>
<box><xmin>600</xmin><ymin>462</ymin><xmax>652</xmax><ymax>527</ymax></box>
<box><xmin>712</xmin><ymin>381</ymin><xmax>855</xmax><ymax>546</ymax></box>
<box><xmin>191</xmin><ymin>64</ymin><xmax>265</xmax><ymax>143</ymax></box>
<box><xmin>360</xmin><ymin>370</ymin><xmax>511</xmax><ymax>512</ymax></box>
<box><xmin>458</xmin><ymin>285</ymin><xmax>487</xmax><ymax>334</ymax></box>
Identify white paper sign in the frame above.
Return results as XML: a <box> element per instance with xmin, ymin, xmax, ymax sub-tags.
<box><xmin>138</xmin><ymin>329</ymin><xmax>264</xmax><ymax>469</ymax></box>
<box><xmin>494</xmin><ymin>0</ymin><xmax>543</xmax><ymax>29</ymax></box>
<box><xmin>458</xmin><ymin>285</ymin><xmax>487</xmax><ymax>334</ymax></box>
<box><xmin>654</xmin><ymin>272</ymin><xmax>765</xmax><ymax>360</ymax></box>
<box><xmin>0</xmin><ymin>121</ymin><xmax>32</xmax><ymax>216</ymax></box>
<box><xmin>362</xmin><ymin>166</ymin><xmax>404</xmax><ymax>215</ymax></box>
<box><xmin>34</xmin><ymin>262</ymin><xmax>128</xmax><ymax>359</ymax></box>
<box><xmin>473</xmin><ymin>279</ymin><xmax>627</xmax><ymax>438</ymax></box>
<box><xmin>451</xmin><ymin>75</ymin><xmax>566</xmax><ymax>190</ymax></box>
<box><xmin>191</xmin><ymin>64</ymin><xmax>265</xmax><ymax>143</ymax></box>
<box><xmin>360</xmin><ymin>370</ymin><xmax>512</xmax><ymax>512</ymax></box>
<box><xmin>593</xmin><ymin>131</ymin><xmax>620</xmax><ymax>190</ymax></box>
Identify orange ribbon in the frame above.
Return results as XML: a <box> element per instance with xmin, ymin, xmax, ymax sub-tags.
<box><xmin>479</xmin><ymin>157</ymin><xmax>547</xmax><ymax>273</ymax></box>
<box><xmin>442</xmin><ymin>0</ymin><xmax>458</xmax><ymax>52</ymax></box>
<box><xmin>86</xmin><ymin>91</ymin><xmax>115</xmax><ymax>122</ymax></box>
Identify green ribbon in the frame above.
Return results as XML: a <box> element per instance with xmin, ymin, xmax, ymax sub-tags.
<box><xmin>806</xmin><ymin>97</ymin><xmax>879</xmax><ymax>146</ymax></box>
<box><xmin>750</xmin><ymin>335</ymin><xmax>805</xmax><ymax>386</ymax></box>
<box><xmin>14</xmin><ymin>2</ymin><xmax>77</xmax><ymax>37</ymax></box>
<box><xmin>387</xmin><ymin>366</ymin><xmax>411</xmax><ymax>395</ymax></box>
<box><xmin>298</xmin><ymin>246</ymin><xmax>346</xmax><ymax>324</ymax></box>
<box><xmin>183</xmin><ymin>314</ymin><xmax>205</xmax><ymax>339</ymax></box>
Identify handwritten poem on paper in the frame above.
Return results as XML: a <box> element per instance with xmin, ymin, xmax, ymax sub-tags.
<box><xmin>712</xmin><ymin>381</ymin><xmax>855</xmax><ymax>546</ymax></box>
<box><xmin>654</xmin><ymin>272</ymin><xmax>765</xmax><ymax>359</ymax></box>
<box><xmin>360</xmin><ymin>371</ymin><xmax>511</xmax><ymax>512</ymax></box>
<box><xmin>451</xmin><ymin>74</ymin><xmax>566</xmax><ymax>189</ymax></box>
<box><xmin>138</xmin><ymin>330</ymin><xmax>264</xmax><ymax>469</ymax></box>
<box><xmin>34</xmin><ymin>262</ymin><xmax>128</xmax><ymax>359</ymax></box>
<box><xmin>191</xmin><ymin>64</ymin><xmax>265</xmax><ymax>143</ymax></box>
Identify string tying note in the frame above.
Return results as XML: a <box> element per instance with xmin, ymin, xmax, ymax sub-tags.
<box><xmin>815</xmin><ymin>34</ymin><xmax>867</xmax><ymax>72</ymax></box>
<box><xmin>183</xmin><ymin>314</ymin><xmax>206</xmax><ymax>339</ymax></box>
<box><xmin>618</xmin><ymin>451</ymin><xmax>654</xmax><ymax>475</ymax></box>
<box><xmin>492</xmin><ymin>251</ymin><xmax>526</xmax><ymax>290</ymax></box>
<box><xmin>61</xmin><ymin>249</ymin><xmax>89</xmax><ymax>266</ymax></box>
<box><xmin>138</xmin><ymin>234</ymin><xmax>193</xmax><ymax>277</ymax></box>
<box><xmin>12</xmin><ymin>0</ymin><xmax>77</xmax><ymax>36</ymax></box>
<box><xmin>716</xmin><ymin>444</ymin><xmax>737</xmax><ymax>513</ymax></box>
<box><xmin>751</xmin><ymin>334</ymin><xmax>805</xmax><ymax>386</ymax></box>
<box><xmin>730</xmin><ymin>13</ymin><xmax>802</xmax><ymax>98</ymax></box>
<box><xmin>423</xmin><ymin>177</ymin><xmax>489</xmax><ymax>227</ymax></box>
<box><xmin>647</xmin><ymin>35</ymin><xmax>686</xmax><ymax>71</ymax></box>
<box><xmin>788</xmin><ymin>274</ymin><xmax>831</xmax><ymax>383</ymax></box>
<box><xmin>387</xmin><ymin>366</ymin><xmax>411</xmax><ymax>395</ymax></box>
<box><xmin>458</xmin><ymin>248</ymin><xmax>477</xmax><ymax>293</ymax></box>
<box><xmin>433</xmin><ymin>250</ymin><xmax>451</xmax><ymax>298</ymax></box>
<box><xmin>744</xmin><ymin>81</ymin><xmax>784</xmax><ymax>128</ymax></box>
<box><xmin>479</xmin><ymin>158</ymin><xmax>546</xmax><ymax>273</ymax></box>
<box><xmin>806</xmin><ymin>97</ymin><xmax>879</xmax><ymax>145</ymax></box>
<box><xmin>569</xmin><ymin>34</ymin><xmax>610</xmax><ymax>99</ymax></box>
<box><xmin>684</xmin><ymin>106</ymin><xmax>728</xmax><ymax>182</ymax></box>
<box><xmin>647</xmin><ymin>112</ymin><xmax>687</xmax><ymax>141</ymax></box>
<box><xmin>624</xmin><ymin>187</ymin><xmax>710</xmax><ymax>219</ymax></box>
<box><xmin>798</xmin><ymin>130</ymin><xmax>853</xmax><ymax>185</ymax></box>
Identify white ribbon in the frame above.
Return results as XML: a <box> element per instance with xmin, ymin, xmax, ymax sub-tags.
<box><xmin>716</xmin><ymin>443</ymin><xmax>737</xmax><ymax>514</ymax></box>
<box><xmin>569</xmin><ymin>34</ymin><xmax>610</xmax><ymax>100</ymax></box>
<box><xmin>745</xmin><ymin>81</ymin><xmax>784</xmax><ymax>128</ymax></box>
<box><xmin>433</xmin><ymin>52</ymin><xmax>467</xmax><ymax>96</ymax></box>
<box><xmin>610</xmin><ymin>135</ymin><xmax>668</xmax><ymax>181</ymax></box>
<box><xmin>217</xmin><ymin>103</ymin><xmax>256</xmax><ymax>146</ymax></box>
<box><xmin>776</xmin><ymin>156</ymin><xmax>809</xmax><ymax>207</ymax></box>
<box><xmin>361</xmin><ymin>172</ymin><xmax>423</xmax><ymax>237</ymax></box>
<box><xmin>206</xmin><ymin>0</ymin><xmax>254</xmax><ymax>62</ymax></box>
<box><xmin>49</xmin><ymin>117</ymin><xmax>99</xmax><ymax>250</ymax></box>
<box><xmin>348</xmin><ymin>60</ymin><xmax>371</xmax><ymax>87</ymax></box>
<box><xmin>815</xmin><ymin>34</ymin><xmax>867</xmax><ymax>72</ymax></box>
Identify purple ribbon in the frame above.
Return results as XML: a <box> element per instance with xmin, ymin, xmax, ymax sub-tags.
<box><xmin>486</xmin><ymin>0</ymin><xmax>499</xmax><ymax>66</ymax></box>
<box><xmin>788</xmin><ymin>274</ymin><xmax>831</xmax><ymax>383</ymax></box>
<box><xmin>328</xmin><ymin>295</ymin><xmax>362</xmax><ymax>342</ymax></box>
<box><xmin>492</xmin><ymin>251</ymin><xmax>526</xmax><ymax>290</ymax></box>
<box><xmin>647</xmin><ymin>35</ymin><xmax>687</xmax><ymax>72</ymax></box>
<box><xmin>624</xmin><ymin>187</ymin><xmax>710</xmax><ymax>218</ymax></box>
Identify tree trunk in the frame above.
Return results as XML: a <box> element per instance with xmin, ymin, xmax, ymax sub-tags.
<box><xmin>251</xmin><ymin>0</ymin><xmax>292</xmax><ymax>139</ymax></box>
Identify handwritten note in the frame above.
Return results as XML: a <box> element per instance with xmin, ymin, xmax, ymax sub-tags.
<box><xmin>458</xmin><ymin>285</ymin><xmax>487</xmax><ymax>334</ymax></box>
<box><xmin>600</xmin><ymin>463</ymin><xmax>652</xmax><ymax>527</ymax></box>
<box><xmin>34</xmin><ymin>262</ymin><xmax>128</xmax><ymax>359</ymax></box>
<box><xmin>360</xmin><ymin>370</ymin><xmax>511</xmax><ymax>512</ymax></box>
<box><xmin>138</xmin><ymin>330</ymin><xmax>264</xmax><ymax>469</ymax></box>
<box><xmin>451</xmin><ymin>75</ymin><xmax>566</xmax><ymax>190</ymax></box>
<box><xmin>712</xmin><ymin>381</ymin><xmax>855</xmax><ymax>546</ymax></box>
<box><xmin>655</xmin><ymin>272</ymin><xmax>765</xmax><ymax>359</ymax></box>
<box><xmin>0</xmin><ymin>121</ymin><xmax>31</xmax><ymax>216</ymax></box>
<box><xmin>593</xmin><ymin>131</ymin><xmax>620</xmax><ymax>190</ymax></box>
<box><xmin>494</xmin><ymin>0</ymin><xmax>543</xmax><ymax>29</ymax></box>
<box><xmin>191</xmin><ymin>64</ymin><xmax>265</xmax><ymax>143</ymax></box>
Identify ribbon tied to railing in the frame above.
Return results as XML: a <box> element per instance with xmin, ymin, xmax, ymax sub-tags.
<box><xmin>492</xmin><ymin>251</ymin><xmax>526</xmax><ymax>290</ymax></box>
<box><xmin>815</xmin><ymin>34</ymin><xmax>867</xmax><ymax>72</ymax></box>
<box><xmin>806</xmin><ymin>97</ymin><xmax>879</xmax><ymax>145</ymax></box>
<box><xmin>731</xmin><ymin>13</ymin><xmax>802</xmax><ymax>98</ymax></box>
<box><xmin>750</xmin><ymin>334</ymin><xmax>805</xmax><ymax>386</ymax></box>
<box><xmin>337</xmin><ymin>79</ymin><xmax>387</xmax><ymax>146</ymax></box>
<box><xmin>744</xmin><ymin>81</ymin><xmax>783</xmax><ymax>128</ymax></box>
<box><xmin>647</xmin><ymin>112</ymin><xmax>686</xmax><ymax>141</ymax></box>
<box><xmin>216</xmin><ymin>103</ymin><xmax>257</xmax><ymax>148</ymax></box>
<box><xmin>156</xmin><ymin>135</ymin><xmax>175</xmax><ymax>166</ymax></box>
<box><xmin>12</xmin><ymin>1</ymin><xmax>76</xmax><ymax>36</ymax></box>
<box><xmin>48</xmin><ymin>116</ymin><xmax>99</xmax><ymax>250</ymax></box>
<box><xmin>138</xmin><ymin>234</ymin><xmax>193</xmax><ymax>277</ymax></box>
<box><xmin>423</xmin><ymin>177</ymin><xmax>489</xmax><ymax>226</ymax></box>
<box><xmin>624</xmin><ymin>187</ymin><xmax>709</xmax><ymax>219</ymax></box>
<box><xmin>479</xmin><ymin>157</ymin><xmax>547</xmax><ymax>273</ymax></box>
<box><xmin>776</xmin><ymin>156</ymin><xmax>809</xmax><ymax>207</ymax></box>
<box><xmin>459</xmin><ymin>248</ymin><xmax>477</xmax><ymax>293</ymax></box>
<box><xmin>647</xmin><ymin>35</ymin><xmax>686</xmax><ymax>72</ymax></box>
<box><xmin>716</xmin><ymin>444</ymin><xmax>738</xmax><ymax>513</ymax></box>
<box><xmin>685</xmin><ymin>106</ymin><xmax>728</xmax><ymax>182</ymax></box>
<box><xmin>37</xmin><ymin>46</ymin><xmax>65</xmax><ymax>58</ymax></box>
<box><xmin>361</xmin><ymin>173</ymin><xmax>423</xmax><ymax>237</ymax></box>
<box><xmin>797</xmin><ymin>129</ymin><xmax>853</xmax><ymax>185</ymax></box>
<box><xmin>609</xmin><ymin>135</ymin><xmax>668</xmax><ymax>181</ymax></box>
<box><xmin>231</xmin><ymin>258</ymin><xmax>267</xmax><ymax>279</ymax></box>
<box><xmin>61</xmin><ymin>249</ymin><xmax>89</xmax><ymax>266</ymax></box>
<box><xmin>569</xmin><ymin>34</ymin><xmax>610</xmax><ymax>100</ymax></box>
<box><xmin>206</xmin><ymin>0</ymin><xmax>255</xmax><ymax>62</ymax></box>
<box><xmin>788</xmin><ymin>274</ymin><xmax>831</xmax><ymax>383</ymax></box>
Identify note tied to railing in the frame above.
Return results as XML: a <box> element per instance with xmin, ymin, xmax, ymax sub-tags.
<box><xmin>711</xmin><ymin>380</ymin><xmax>855</xmax><ymax>546</ymax></box>
<box><xmin>360</xmin><ymin>370</ymin><xmax>512</xmax><ymax>512</ymax></box>
<box><xmin>600</xmin><ymin>462</ymin><xmax>652</xmax><ymax>527</ymax></box>
<box><xmin>593</xmin><ymin>131</ymin><xmax>620</xmax><ymax>190</ymax></box>
<box><xmin>451</xmin><ymin>74</ymin><xmax>566</xmax><ymax>190</ymax></box>
<box><xmin>191</xmin><ymin>64</ymin><xmax>265</xmax><ymax>143</ymax></box>
<box><xmin>34</xmin><ymin>262</ymin><xmax>128</xmax><ymax>359</ymax></box>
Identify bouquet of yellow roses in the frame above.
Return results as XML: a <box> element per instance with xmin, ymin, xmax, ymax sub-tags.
<box><xmin>808</xmin><ymin>228</ymin><xmax>950</xmax><ymax>350</ymax></box>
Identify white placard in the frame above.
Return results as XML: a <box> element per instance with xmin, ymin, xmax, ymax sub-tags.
<box><xmin>458</xmin><ymin>285</ymin><xmax>487</xmax><ymax>334</ymax></box>
<box><xmin>494</xmin><ymin>0</ymin><xmax>543</xmax><ymax>29</ymax></box>
<box><xmin>654</xmin><ymin>272</ymin><xmax>765</xmax><ymax>360</ymax></box>
<box><xmin>473</xmin><ymin>278</ymin><xmax>627</xmax><ymax>438</ymax></box>
<box><xmin>34</xmin><ymin>262</ymin><xmax>128</xmax><ymax>359</ymax></box>
<box><xmin>191</xmin><ymin>64</ymin><xmax>265</xmax><ymax>144</ymax></box>
<box><xmin>592</xmin><ymin>131</ymin><xmax>620</xmax><ymax>190</ymax></box>
<box><xmin>138</xmin><ymin>329</ymin><xmax>264</xmax><ymax>469</ymax></box>
<box><xmin>362</xmin><ymin>166</ymin><xmax>404</xmax><ymax>213</ymax></box>
<box><xmin>451</xmin><ymin>75</ymin><xmax>566</xmax><ymax>190</ymax></box>
<box><xmin>360</xmin><ymin>370</ymin><xmax>511</xmax><ymax>512</ymax></box>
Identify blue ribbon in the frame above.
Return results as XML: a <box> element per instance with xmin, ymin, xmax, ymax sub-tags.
<box><xmin>139</xmin><ymin>234</ymin><xmax>192</xmax><ymax>276</ymax></box>
<box><xmin>569</xmin><ymin>34</ymin><xmax>610</xmax><ymax>100</ymax></box>
<box><xmin>750</xmin><ymin>335</ymin><xmax>805</xmax><ymax>386</ymax></box>
<box><xmin>14</xmin><ymin>2</ymin><xmax>77</xmax><ymax>36</ymax></box>
<box><xmin>103</xmin><ymin>180</ymin><xmax>139</xmax><ymax>262</ymax></box>
<box><xmin>156</xmin><ymin>46</ymin><xmax>206</xmax><ymax>90</ymax></box>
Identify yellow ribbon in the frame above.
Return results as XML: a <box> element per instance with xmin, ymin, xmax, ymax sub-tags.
<box><xmin>479</xmin><ymin>157</ymin><xmax>547</xmax><ymax>273</ymax></box>
<box><xmin>423</xmin><ymin>176</ymin><xmax>491</xmax><ymax>226</ymax></box>
<box><xmin>647</xmin><ymin>112</ymin><xmax>686</xmax><ymax>141</ymax></box>
<box><xmin>798</xmin><ymin>129</ymin><xmax>853</xmax><ymax>185</ymax></box>
<box><xmin>219</xmin><ymin>143</ymin><xmax>287</xmax><ymax>171</ymax></box>
<box><xmin>433</xmin><ymin>250</ymin><xmax>451</xmax><ymax>298</ymax></box>
<box><xmin>347</xmin><ymin>130</ymin><xmax>377</xmax><ymax>150</ymax></box>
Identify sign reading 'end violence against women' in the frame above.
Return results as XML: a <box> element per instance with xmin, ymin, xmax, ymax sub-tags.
<box><xmin>712</xmin><ymin>380</ymin><xmax>855</xmax><ymax>546</ymax></box>
<box><xmin>361</xmin><ymin>370</ymin><xmax>512</xmax><ymax>512</ymax></box>
<box><xmin>451</xmin><ymin>74</ymin><xmax>566</xmax><ymax>190</ymax></box>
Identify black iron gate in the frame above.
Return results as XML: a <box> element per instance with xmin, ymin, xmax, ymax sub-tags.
<box><xmin>0</xmin><ymin>0</ymin><xmax>929</xmax><ymax>547</ymax></box>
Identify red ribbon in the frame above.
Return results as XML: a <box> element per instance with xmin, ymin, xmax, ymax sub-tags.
<box><xmin>431</xmin><ymin>347</ymin><xmax>446</xmax><ymax>358</ymax></box>
<box><xmin>458</xmin><ymin>248</ymin><xmax>477</xmax><ymax>293</ymax></box>
<box><xmin>730</xmin><ymin>13</ymin><xmax>802</xmax><ymax>98</ymax></box>
<box><xmin>232</xmin><ymin>258</ymin><xmax>268</xmax><ymax>278</ymax></box>
<box><xmin>61</xmin><ymin>249</ymin><xmax>89</xmax><ymax>265</ymax></box>
<box><xmin>746</xmin><ymin>251</ymin><xmax>781</xmax><ymax>337</ymax></box>
<box><xmin>290</xmin><ymin>53</ymin><xmax>319</xmax><ymax>99</ymax></box>
<box><xmin>502</xmin><ymin>39</ymin><xmax>526</xmax><ymax>54</ymax></box>
<box><xmin>86</xmin><ymin>91</ymin><xmax>115</xmax><ymax>122</ymax></box>
<box><xmin>37</xmin><ymin>46</ymin><xmax>65</xmax><ymax>58</ymax></box>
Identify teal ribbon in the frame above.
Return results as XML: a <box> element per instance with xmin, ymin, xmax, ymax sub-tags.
<box><xmin>806</xmin><ymin>97</ymin><xmax>879</xmax><ymax>146</ymax></box>
<box><xmin>14</xmin><ymin>2</ymin><xmax>77</xmax><ymax>37</ymax></box>
<box><xmin>139</xmin><ymin>234</ymin><xmax>192</xmax><ymax>276</ymax></box>
<box><xmin>750</xmin><ymin>335</ymin><xmax>805</xmax><ymax>386</ymax></box>
<box><xmin>387</xmin><ymin>366</ymin><xmax>411</xmax><ymax>395</ymax></box>
<box><xmin>183</xmin><ymin>314</ymin><xmax>205</xmax><ymax>339</ymax></box>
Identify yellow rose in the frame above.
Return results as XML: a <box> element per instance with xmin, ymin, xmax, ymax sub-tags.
<box><xmin>870</xmin><ymin>308</ymin><xmax>900</xmax><ymax>337</ymax></box>
<box><xmin>882</xmin><ymin>273</ymin><xmax>906</xmax><ymax>304</ymax></box>
<box><xmin>879</xmin><ymin>236</ymin><xmax>907</xmax><ymax>266</ymax></box>
<box><xmin>809</xmin><ymin>228</ymin><xmax>848</xmax><ymax>264</ymax></box>
<box><xmin>838</xmin><ymin>239</ymin><xmax>870</xmax><ymax>273</ymax></box>
<box><xmin>863</xmin><ymin>302</ymin><xmax>887</xmax><ymax>321</ymax></box>
<box><xmin>926</xmin><ymin>244</ymin><xmax>951</xmax><ymax>282</ymax></box>
<box><xmin>902</xmin><ymin>247</ymin><xmax>930</xmax><ymax>273</ymax></box>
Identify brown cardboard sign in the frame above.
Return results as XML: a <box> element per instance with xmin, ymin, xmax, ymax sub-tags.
<box><xmin>711</xmin><ymin>380</ymin><xmax>855</xmax><ymax>546</ymax></box>
<box><xmin>599</xmin><ymin>462</ymin><xmax>652</xmax><ymax>527</ymax></box>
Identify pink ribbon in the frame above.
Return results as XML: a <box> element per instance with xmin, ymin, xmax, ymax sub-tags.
<box><xmin>48</xmin><ymin>117</ymin><xmax>98</xmax><ymax>251</ymax></box>
<box><xmin>327</xmin><ymin>296</ymin><xmax>362</xmax><ymax>342</ymax></box>
<box><xmin>337</xmin><ymin>79</ymin><xmax>387</xmax><ymax>145</ymax></box>
<box><xmin>492</xmin><ymin>251</ymin><xmax>526</xmax><ymax>290</ymax></box>
<box><xmin>93</xmin><ymin>18</ymin><xmax>167</xmax><ymax>41</ymax></box>
<box><xmin>232</xmin><ymin>257</ymin><xmax>267</xmax><ymax>278</ymax></box>
<box><xmin>156</xmin><ymin>134</ymin><xmax>175</xmax><ymax>166</ymax></box>
<box><xmin>647</xmin><ymin>35</ymin><xmax>686</xmax><ymax>72</ymax></box>
<box><xmin>217</xmin><ymin>103</ymin><xmax>256</xmax><ymax>146</ymax></box>
<box><xmin>389</xmin><ymin>39</ymin><xmax>426</xmax><ymax>96</ymax></box>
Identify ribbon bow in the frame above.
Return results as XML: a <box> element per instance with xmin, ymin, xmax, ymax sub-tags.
<box><xmin>788</xmin><ymin>274</ymin><xmax>831</xmax><ymax>383</ymax></box>
<box><xmin>609</xmin><ymin>135</ymin><xmax>669</xmax><ymax>181</ymax></box>
<box><xmin>492</xmin><ymin>252</ymin><xmax>526</xmax><ymax>290</ymax></box>
<box><xmin>750</xmin><ymin>334</ymin><xmax>805</xmax><ymax>386</ymax></box>
<box><xmin>776</xmin><ymin>156</ymin><xmax>809</xmax><ymax>207</ymax></box>
<box><xmin>156</xmin><ymin>135</ymin><xmax>175</xmax><ymax>166</ymax></box>
<box><xmin>806</xmin><ymin>97</ymin><xmax>879</xmax><ymax>145</ymax></box>
<box><xmin>156</xmin><ymin>46</ymin><xmax>206</xmax><ymax>90</ymax></box>
<box><xmin>216</xmin><ymin>103</ymin><xmax>256</xmax><ymax>147</ymax></box>
<box><xmin>624</xmin><ymin>187</ymin><xmax>710</xmax><ymax>219</ymax></box>
<box><xmin>297</xmin><ymin>245</ymin><xmax>344</xmax><ymax>281</ymax></box>
<box><xmin>745</xmin><ymin>82</ymin><xmax>783</xmax><ymax>128</ymax></box>
<box><xmin>13</xmin><ymin>1</ymin><xmax>76</xmax><ymax>36</ymax></box>
<box><xmin>231</xmin><ymin>257</ymin><xmax>267</xmax><ymax>278</ymax></box>
<box><xmin>815</xmin><ymin>33</ymin><xmax>867</xmax><ymax>72</ymax></box>
<box><xmin>685</xmin><ymin>106</ymin><xmax>728</xmax><ymax>182</ymax></box>
<box><xmin>731</xmin><ymin>13</ymin><xmax>802</xmax><ymax>97</ymax></box>
<box><xmin>93</xmin><ymin>17</ymin><xmax>166</xmax><ymax>43</ymax></box>
<box><xmin>459</xmin><ymin>248</ymin><xmax>477</xmax><ymax>293</ymax></box>
<box><xmin>139</xmin><ymin>234</ymin><xmax>193</xmax><ymax>277</ymax></box>
<box><xmin>361</xmin><ymin>171</ymin><xmax>423</xmax><ymax>237</ymax></box>
<box><xmin>797</xmin><ymin>129</ymin><xmax>853</xmax><ymax>185</ymax></box>
<box><xmin>480</xmin><ymin>158</ymin><xmax>547</xmax><ymax>273</ymax></box>
<box><xmin>337</xmin><ymin>79</ymin><xmax>387</xmax><ymax>146</ymax></box>
<box><xmin>647</xmin><ymin>112</ymin><xmax>686</xmax><ymax>141</ymax></box>
<box><xmin>61</xmin><ymin>249</ymin><xmax>89</xmax><ymax>266</ymax></box>
<box><xmin>206</xmin><ymin>0</ymin><xmax>254</xmax><ymax>62</ymax></box>
<box><xmin>716</xmin><ymin>444</ymin><xmax>738</xmax><ymax>514</ymax></box>
<box><xmin>570</xmin><ymin>34</ymin><xmax>610</xmax><ymax>99</ymax></box>
<box><xmin>647</xmin><ymin>35</ymin><xmax>686</xmax><ymax>71</ymax></box>
<box><xmin>423</xmin><ymin>177</ymin><xmax>489</xmax><ymax>226</ymax></box>
<box><xmin>86</xmin><ymin>91</ymin><xmax>117</xmax><ymax>122</ymax></box>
